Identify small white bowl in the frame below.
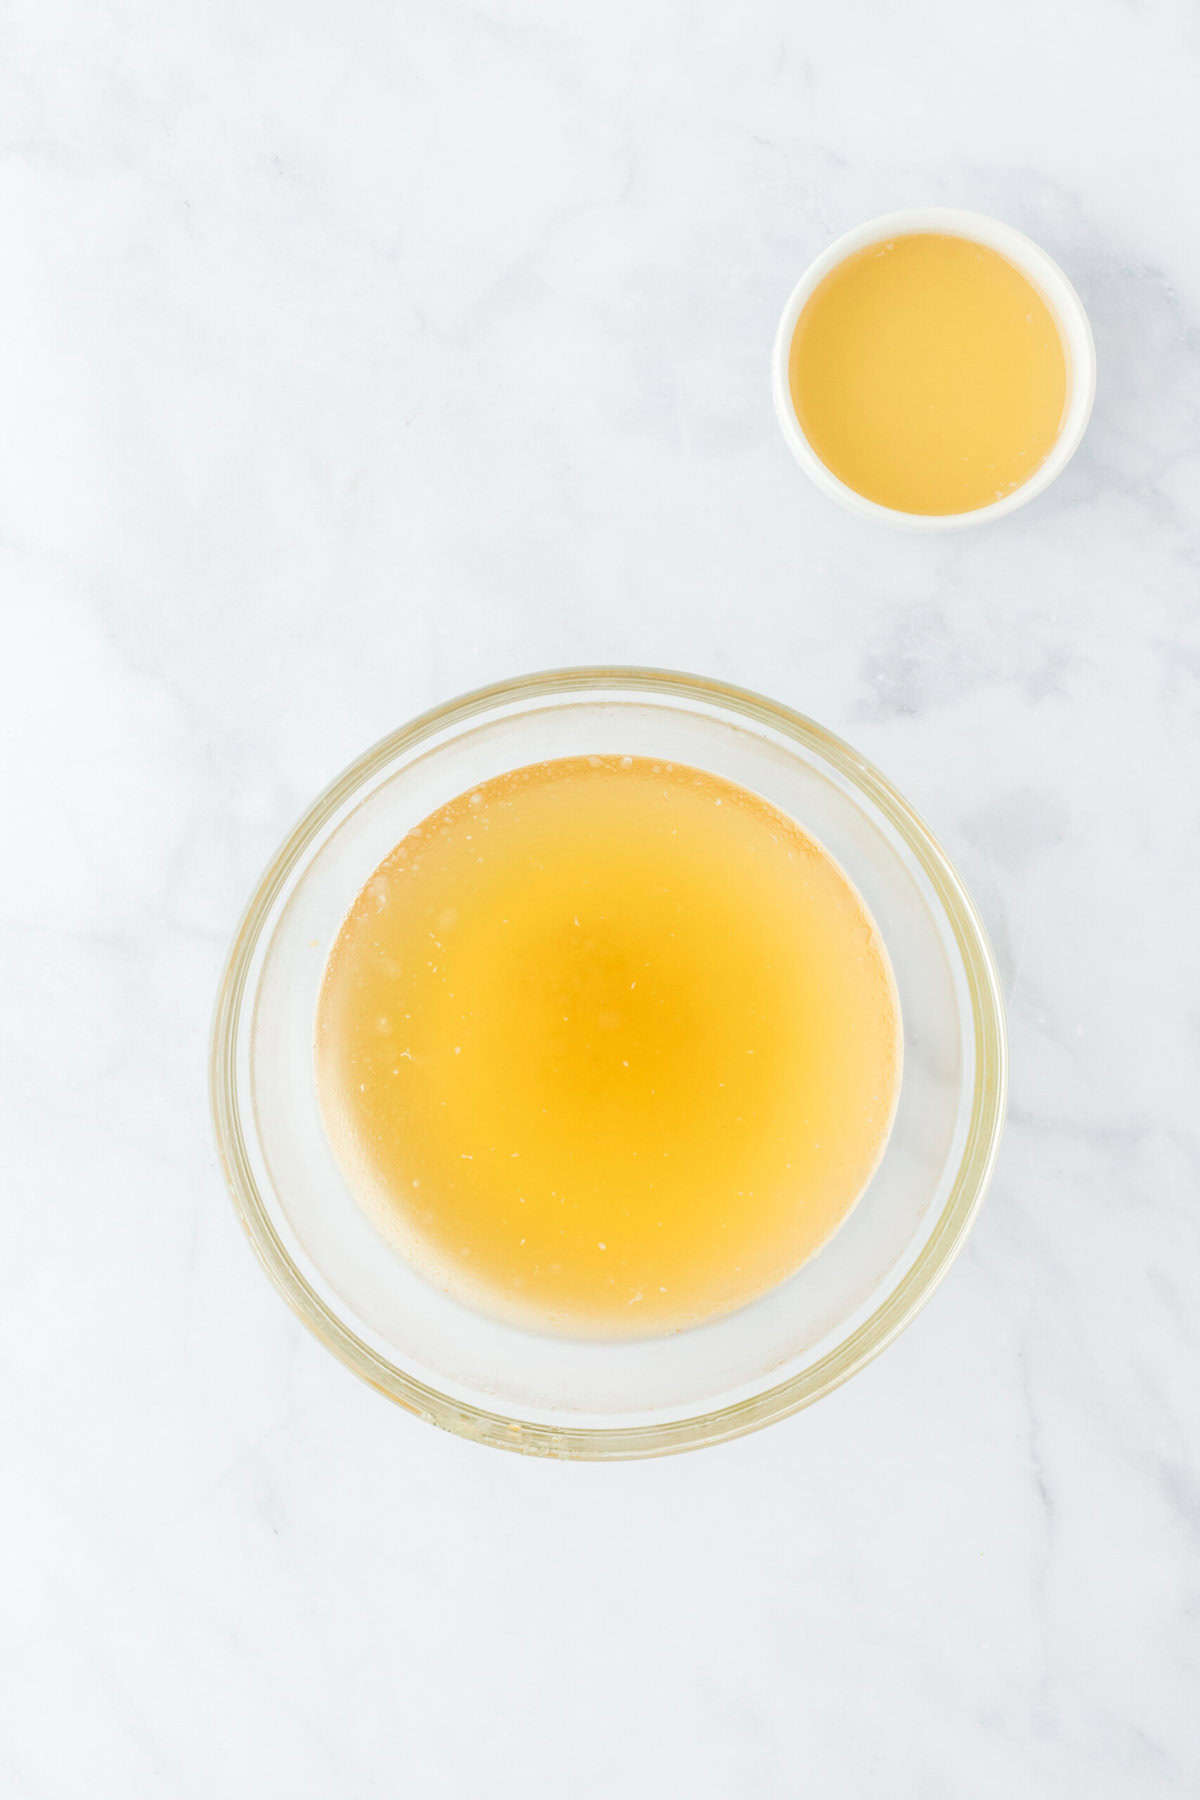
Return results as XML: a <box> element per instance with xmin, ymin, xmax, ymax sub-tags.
<box><xmin>772</xmin><ymin>207</ymin><xmax>1096</xmax><ymax>531</ymax></box>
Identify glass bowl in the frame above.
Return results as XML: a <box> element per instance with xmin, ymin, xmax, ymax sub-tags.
<box><xmin>210</xmin><ymin>669</ymin><xmax>1006</xmax><ymax>1458</ymax></box>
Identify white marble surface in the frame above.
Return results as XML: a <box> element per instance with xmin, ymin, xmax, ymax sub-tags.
<box><xmin>3</xmin><ymin>2</ymin><xmax>1199</xmax><ymax>1794</ymax></box>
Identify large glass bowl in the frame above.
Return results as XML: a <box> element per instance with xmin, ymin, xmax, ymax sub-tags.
<box><xmin>210</xmin><ymin>669</ymin><xmax>1006</xmax><ymax>1458</ymax></box>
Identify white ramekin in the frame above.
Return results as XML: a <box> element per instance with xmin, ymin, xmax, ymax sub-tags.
<box><xmin>772</xmin><ymin>207</ymin><xmax>1097</xmax><ymax>531</ymax></box>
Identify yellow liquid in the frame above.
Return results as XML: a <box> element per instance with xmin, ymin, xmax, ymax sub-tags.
<box><xmin>316</xmin><ymin>756</ymin><xmax>900</xmax><ymax>1336</ymax></box>
<box><xmin>788</xmin><ymin>232</ymin><xmax>1068</xmax><ymax>515</ymax></box>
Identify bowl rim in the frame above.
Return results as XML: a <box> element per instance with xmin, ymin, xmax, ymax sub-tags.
<box><xmin>210</xmin><ymin>666</ymin><xmax>1008</xmax><ymax>1459</ymax></box>
<box><xmin>771</xmin><ymin>206</ymin><xmax>1097</xmax><ymax>531</ymax></box>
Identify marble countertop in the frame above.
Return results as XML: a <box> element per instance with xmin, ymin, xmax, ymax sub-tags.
<box><xmin>3</xmin><ymin>2</ymin><xmax>1198</xmax><ymax>1795</ymax></box>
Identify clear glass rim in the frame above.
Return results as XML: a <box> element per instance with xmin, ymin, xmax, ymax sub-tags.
<box><xmin>209</xmin><ymin>667</ymin><xmax>1008</xmax><ymax>1459</ymax></box>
